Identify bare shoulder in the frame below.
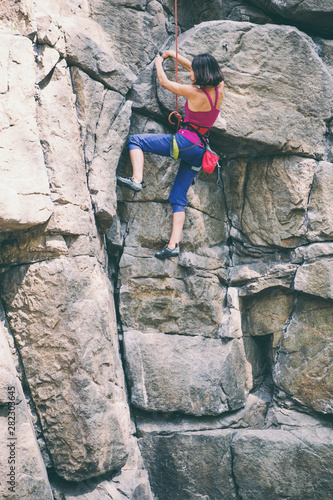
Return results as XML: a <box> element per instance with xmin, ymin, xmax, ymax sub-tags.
<box><xmin>217</xmin><ymin>81</ymin><xmax>224</xmax><ymax>107</ymax></box>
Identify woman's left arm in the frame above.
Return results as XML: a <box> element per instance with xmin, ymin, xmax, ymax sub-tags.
<box><xmin>154</xmin><ymin>55</ymin><xmax>195</xmax><ymax>98</ymax></box>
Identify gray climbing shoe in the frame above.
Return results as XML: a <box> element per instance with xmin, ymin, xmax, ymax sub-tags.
<box><xmin>155</xmin><ymin>244</ymin><xmax>180</xmax><ymax>260</ymax></box>
<box><xmin>117</xmin><ymin>176</ymin><xmax>143</xmax><ymax>192</ymax></box>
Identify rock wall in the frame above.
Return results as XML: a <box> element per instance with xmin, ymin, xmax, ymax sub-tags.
<box><xmin>0</xmin><ymin>1</ymin><xmax>332</xmax><ymax>499</ymax></box>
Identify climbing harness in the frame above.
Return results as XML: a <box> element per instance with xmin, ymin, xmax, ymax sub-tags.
<box><xmin>166</xmin><ymin>0</ymin><xmax>222</xmax><ymax>188</ymax></box>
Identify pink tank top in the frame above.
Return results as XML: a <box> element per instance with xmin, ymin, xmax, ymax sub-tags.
<box><xmin>178</xmin><ymin>86</ymin><xmax>220</xmax><ymax>145</ymax></box>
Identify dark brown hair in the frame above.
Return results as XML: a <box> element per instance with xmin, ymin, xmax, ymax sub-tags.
<box><xmin>192</xmin><ymin>53</ymin><xmax>224</xmax><ymax>87</ymax></box>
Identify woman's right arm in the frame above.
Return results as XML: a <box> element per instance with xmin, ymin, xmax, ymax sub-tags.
<box><xmin>162</xmin><ymin>50</ymin><xmax>192</xmax><ymax>72</ymax></box>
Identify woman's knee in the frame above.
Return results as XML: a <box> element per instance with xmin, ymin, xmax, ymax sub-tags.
<box><xmin>170</xmin><ymin>203</ymin><xmax>185</xmax><ymax>213</ymax></box>
<box><xmin>169</xmin><ymin>188</ymin><xmax>186</xmax><ymax>209</ymax></box>
<box><xmin>128</xmin><ymin>134</ymin><xmax>142</xmax><ymax>150</ymax></box>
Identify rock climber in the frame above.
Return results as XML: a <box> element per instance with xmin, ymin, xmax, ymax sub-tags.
<box><xmin>117</xmin><ymin>50</ymin><xmax>224</xmax><ymax>259</ymax></box>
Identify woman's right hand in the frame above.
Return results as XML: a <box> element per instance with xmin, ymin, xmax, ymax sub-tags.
<box><xmin>162</xmin><ymin>50</ymin><xmax>176</xmax><ymax>59</ymax></box>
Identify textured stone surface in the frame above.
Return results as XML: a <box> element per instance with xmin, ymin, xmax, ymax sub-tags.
<box><xmin>88</xmin><ymin>100</ymin><xmax>132</xmax><ymax>232</ymax></box>
<box><xmin>136</xmin><ymin>392</ymin><xmax>269</xmax><ymax>435</ymax></box>
<box><xmin>1</xmin><ymin>256</ymin><xmax>130</xmax><ymax>481</ymax></box>
<box><xmin>36</xmin><ymin>59</ymin><xmax>93</xmax><ymax>233</ymax></box>
<box><xmin>51</xmin><ymin>436</ymin><xmax>153</xmax><ymax>499</ymax></box>
<box><xmin>232</xmin><ymin>428</ymin><xmax>333</xmax><ymax>500</ymax></box>
<box><xmin>71</xmin><ymin>64</ymin><xmax>132</xmax><ymax>232</ymax></box>
<box><xmin>241</xmin><ymin>288</ymin><xmax>293</xmax><ymax>347</ymax></box>
<box><xmin>89</xmin><ymin>0</ymin><xmax>169</xmax><ymax>73</ymax></box>
<box><xmin>274</xmin><ymin>294</ymin><xmax>333</xmax><ymax>414</ymax></box>
<box><xmin>139</xmin><ymin>430</ymin><xmax>236</xmax><ymax>500</ymax></box>
<box><xmin>294</xmin><ymin>258</ymin><xmax>333</xmax><ymax>300</ymax></box>
<box><xmin>157</xmin><ymin>22</ymin><xmax>333</xmax><ymax>157</ymax></box>
<box><xmin>118</xmin><ymin>248</ymin><xmax>227</xmax><ymax>337</ymax></box>
<box><xmin>0</xmin><ymin>312</ymin><xmax>53</xmax><ymax>500</ymax></box>
<box><xmin>0</xmin><ymin>0</ymin><xmax>36</xmax><ymax>36</ymax></box>
<box><xmin>308</xmin><ymin>161</ymin><xmax>333</xmax><ymax>241</ymax></box>
<box><xmin>59</xmin><ymin>16</ymin><xmax>136</xmax><ymax>93</ymax></box>
<box><xmin>0</xmin><ymin>30</ymin><xmax>53</xmax><ymax>231</ymax></box>
<box><xmin>123</xmin><ymin>330</ymin><xmax>251</xmax><ymax>415</ymax></box>
<box><xmin>241</xmin><ymin>157</ymin><xmax>316</xmax><ymax>248</ymax></box>
<box><xmin>250</xmin><ymin>0</ymin><xmax>333</xmax><ymax>35</ymax></box>
<box><xmin>0</xmin><ymin>0</ymin><xmax>333</xmax><ymax>498</ymax></box>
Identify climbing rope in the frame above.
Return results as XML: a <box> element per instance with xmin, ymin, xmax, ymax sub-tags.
<box><xmin>168</xmin><ymin>0</ymin><xmax>182</xmax><ymax>131</ymax></box>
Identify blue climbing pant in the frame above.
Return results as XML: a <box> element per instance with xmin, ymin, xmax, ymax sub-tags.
<box><xmin>128</xmin><ymin>133</ymin><xmax>204</xmax><ymax>213</ymax></box>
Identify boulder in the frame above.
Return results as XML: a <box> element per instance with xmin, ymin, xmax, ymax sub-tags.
<box><xmin>70</xmin><ymin>68</ymin><xmax>124</xmax><ymax>167</ymax></box>
<box><xmin>34</xmin><ymin>44</ymin><xmax>61</xmax><ymax>85</ymax></box>
<box><xmin>0</xmin><ymin>256</ymin><xmax>130</xmax><ymax>481</ymax></box>
<box><xmin>156</xmin><ymin>22</ymin><xmax>333</xmax><ymax>157</ymax></box>
<box><xmin>241</xmin><ymin>288</ymin><xmax>294</xmax><ymax>347</ymax></box>
<box><xmin>292</xmin><ymin>242</ymin><xmax>333</xmax><ymax>264</ymax></box>
<box><xmin>265</xmin><ymin>404</ymin><xmax>331</xmax><ymax>430</ymax></box>
<box><xmin>36</xmin><ymin>58</ymin><xmax>92</xmax><ymax>229</ymax></box>
<box><xmin>136</xmin><ymin>392</ymin><xmax>269</xmax><ymax>435</ymax></box>
<box><xmin>71</xmin><ymin>67</ymin><xmax>130</xmax><ymax>232</ymax></box>
<box><xmin>89</xmin><ymin>0</ymin><xmax>169</xmax><ymax>73</ymax></box>
<box><xmin>51</xmin><ymin>436</ymin><xmax>153</xmax><ymax>500</ymax></box>
<box><xmin>36</xmin><ymin>56</ymin><xmax>103</xmax><ymax>259</ymax></box>
<box><xmin>0</xmin><ymin>233</ymin><xmax>69</xmax><ymax>267</ymax></box>
<box><xmin>308</xmin><ymin>161</ymin><xmax>333</xmax><ymax>241</ymax></box>
<box><xmin>123</xmin><ymin>330</ymin><xmax>251</xmax><ymax>415</ymax></box>
<box><xmin>0</xmin><ymin>311</ymin><xmax>53</xmax><ymax>500</ymax></box>
<box><xmin>0</xmin><ymin>31</ymin><xmax>53</xmax><ymax>231</ymax></box>
<box><xmin>220</xmin><ymin>287</ymin><xmax>243</xmax><ymax>339</ymax></box>
<box><xmin>231</xmin><ymin>261</ymin><xmax>297</xmax><ymax>296</ymax></box>
<box><xmin>118</xmin><ymin>246</ymin><xmax>226</xmax><ymax>338</ymax></box>
<box><xmin>232</xmin><ymin>428</ymin><xmax>333</xmax><ymax>500</ymax></box>
<box><xmin>88</xmin><ymin>101</ymin><xmax>133</xmax><ymax>232</ymax></box>
<box><xmin>250</xmin><ymin>0</ymin><xmax>333</xmax><ymax>36</ymax></box>
<box><xmin>59</xmin><ymin>16</ymin><xmax>136</xmax><ymax>93</ymax></box>
<box><xmin>225</xmin><ymin>1</ymin><xmax>272</xmax><ymax>23</ymax></box>
<box><xmin>139</xmin><ymin>430</ymin><xmax>237</xmax><ymax>500</ymax></box>
<box><xmin>0</xmin><ymin>0</ymin><xmax>36</xmax><ymax>36</ymax></box>
<box><xmin>274</xmin><ymin>294</ymin><xmax>333</xmax><ymax>414</ymax></box>
<box><xmin>294</xmin><ymin>258</ymin><xmax>333</xmax><ymax>300</ymax></box>
<box><xmin>241</xmin><ymin>156</ymin><xmax>316</xmax><ymax>248</ymax></box>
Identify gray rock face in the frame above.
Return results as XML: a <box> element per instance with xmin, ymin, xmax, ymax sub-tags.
<box><xmin>0</xmin><ymin>312</ymin><xmax>53</xmax><ymax>500</ymax></box>
<box><xmin>274</xmin><ymin>294</ymin><xmax>333</xmax><ymax>414</ymax></box>
<box><xmin>60</xmin><ymin>16</ymin><xmax>136</xmax><ymax>92</ymax></box>
<box><xmin>123</xmin><ymin>330</ymin><xmax>251</xmax><ymax>415</ymax></box>
<box><xmin>0</xmin><ymin>29</ymin><xmax>53</xmax><ymax>231</ymax></box>
<box><xmin>241</xmin><ymin>156</ymin><xmax>316</xmax><ymax>248</ymax></box>
<box><xmin>308</xmin><ymin>161</ymin><xmax>333</xmax><ymax>241</ymax></box>
<box><xmin>89</xmin><ymin>0</ymin><xmax>169</xmax><ymax>73</ymax></box>
<box><xmin>139</xmin><ymin>430</ymin><xmax>237</xmax><ymax>500</ymax></box>
<box><xmin>71</xmin><ymin>65</ymin><xmax>133</xmax><ymax>231</ymax></box>
<box><xmin>118</xmin><ymin>249</ymin><xmax>227</xmax><ymax>337</ymax></box>
<box><xmin>0</xmin><ymin>0</ymin><xmax>332</xmax><ymax>498</ymax></box>
<box><xmin>250</xmin><ymin>0</ymin><xmax>333</xmax><ymax>35</ymax></box>
<box><xmin>232</xmin><ymin>428</ymin><xmax>333</xmax><ymax>500</ymax></box>
<box><xmin>1</xmin><ymin>256</ymin><xmax>130</xmax><ymax>481</ymax></box>
<box><xmin>157</xmin><ymin>22</ymin><xmax>333</xmax><ymax>158</ymax></box>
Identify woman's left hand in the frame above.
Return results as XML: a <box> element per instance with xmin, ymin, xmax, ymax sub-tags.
<box><xmin>154</xmin><ymin>54</ymin><xmax>164</xmax><ymax>66</ymax></box>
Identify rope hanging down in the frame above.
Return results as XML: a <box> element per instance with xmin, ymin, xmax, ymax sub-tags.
<box><xmin>168</xmin><ymin>0</ymin><xmax>182</xmax><ymax>131</ymax></box>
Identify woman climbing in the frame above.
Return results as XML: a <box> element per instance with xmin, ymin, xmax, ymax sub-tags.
<box><xmin>117</xmin><ymin>50</ymin><xmax>224</xmax><ymax>259</ymax></box>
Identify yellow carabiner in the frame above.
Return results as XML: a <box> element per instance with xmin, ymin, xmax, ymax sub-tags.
<box><xmin>172</xmin><ymin>135</ymin><xmax>179</xmax><ymax>159</ymax></box>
